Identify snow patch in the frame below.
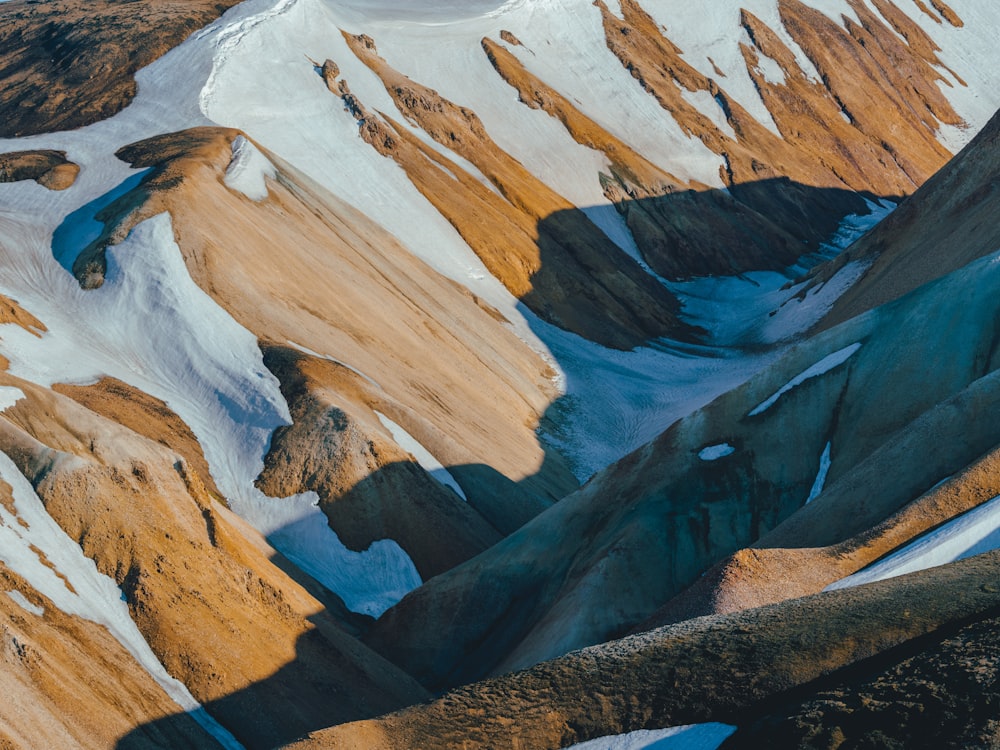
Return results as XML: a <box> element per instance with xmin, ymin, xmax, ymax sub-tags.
<box><xmin>680</xmin><ymin>88</ymin><xmax>737</xmax><ymax>140</ymax></box>
<box><xmin>224</xmin><ymin>135</ymin><xmax>276</xmax><ymax>201</ymax></box>
<box><xmin>806</xmin><ymin>441</ymin><xmax>831</xmax><ymax>503</ymax></box>
<box><xmin>376</xmin><ymin>411</ymin><xmax>467</xmax><ymax>501</ymax></box>
<box><xmin>749</xmin><ymin>343</ymin><xmax>862</xmax><ymax>417</ymax></box>
<box><xmin>232</xmin><ymin>488</ymin><xmax>422</xmax><ymax>617</ymax></box>
<box><xmin>698</xmin><ymin>443</ymin><xmax>735</xmax><ymax>461</ymax></box>
<box><xmin>752</xmin><ymin>52</ymin><xmax>786</xmax><ymax>86</ymax></box>
<box><xmin>567</xmin><ymin>723</ymin><xmax>737</xmax><ymax>750</ymax></box>
<box><xmin>6</xmin><ymin>590</ymin><xmax>44</xmax><ymax>617</ymax></box>
<box><xmin>0</xmin><ymin>386</ymin><xmax>25</xmax><ymax>411</ymax></box>
<box><xmin>827</xmin><ymin>494</ymin><xmax>1000</xmax><ymax>591</ymax></box>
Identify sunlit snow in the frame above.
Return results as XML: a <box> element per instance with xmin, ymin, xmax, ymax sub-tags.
<box><xmin>827</xmin><ymin>494</ymin><xmax>1000</xmax><ymax>591</ymax></box>
<box><xmin>224</xmin><ymin>134</ymin><xmax>276</xmax><ymax>200</ymax></box>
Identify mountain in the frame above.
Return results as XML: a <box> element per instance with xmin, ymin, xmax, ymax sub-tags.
<box><xmin>2</xmin><ymin>0</ymin><xmax>1000</xmax><ymax>748</ymax></box>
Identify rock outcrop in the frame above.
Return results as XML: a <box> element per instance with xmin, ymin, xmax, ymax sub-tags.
<box><xmin>0</xmin><ymin>150</ymin><xmax>79</xmax><ymax>190</ymax></box>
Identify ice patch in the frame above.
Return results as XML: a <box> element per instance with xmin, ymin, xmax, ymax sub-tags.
<box><xmin>827</xmin><ymin>494</ymin><xmax>1000</xmax><ymax>591</ymax></box>
<box><xmin>567</xmin><ymin>723</ymin><xmax>737</xmax><ymax>750</ymax></box>
<box><xmin>749</xmin><ymin>343</ymin><xmax>862</xmax><ymax>417</ymax></box>
<box><xmin>698</xmin><ymin>443</ymin><xmax>735</xmax><ymax>461</ymax></box>
<box><xmin>0</xmin><ymin>451</ymin><xmax>243</xmax><ymax>749</ymax></box>
<box><xmin>6</xmin><ymin>590</ymin><xmax>44</xmax><ymax>617</ymax></box>
<box><xmin>0</xmin><ymin>386</ymin><xmax>25</xmax><ymax>411</ymax></box>
<box><xmin>806</xmin><ymin>441</ymin><xmax>831</xmax><ymax>503</ymax></box>
<box><xmin>376</xmin><ymin>411</ymin><xmax>467</xmax><ymax>501</ymax></box>
<box><xmin>224</xmin><ymin>135</ymin><xmax>276</xmax><ymax>201</ymax></box>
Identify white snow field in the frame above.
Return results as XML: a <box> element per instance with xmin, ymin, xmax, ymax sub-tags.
<box><xmin>828</xmin><ymin>494</ymin><xmax>1000</xmax><ymax>591</ymax></box>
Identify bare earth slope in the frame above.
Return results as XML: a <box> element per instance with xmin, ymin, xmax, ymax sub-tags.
<box><xmin>286</xmin><ymin>552</ymin><xmax>1000</xmax><ymax>750</ymax></box>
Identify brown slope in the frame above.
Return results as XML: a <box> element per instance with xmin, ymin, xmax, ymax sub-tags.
<box><xmin>256</xmin><ymin>345</ymin><xmax>502</xmax><ymax>581</ymax></box>
<box><xmin>339</xmin><ymin>34</ymin><xmax>689</xmax><ymax>349</ymax></box>
<box><xmin>814</xmin><ymin>107</ymin><xmax>1000</xmax><ymax>331</ymax></box>
<box><xmin>0</xmin><ymin>564</ymin><xmax>218</xmax><ymax>750</ymax></box>
<box><xmin>480</xmin><ymin>36</ymin><xmax>807</xmax><ymax>279</ymax></box>
<box><xmin>285</xmin><ymin>552</ymin><xmax>1000</xmax><ymax>750</ymax></box>
<box><xmin>0</xmin><ymin>375</ymin><xmax>428</xmax><ymax>749</ymax></box>
<box><xmin>53</xmin><ymin>377</ymin><xmax>222</xmax><ymax>500</ymax></box>
<box><xmin>0</xmin><ymin>150</ymin><xmax>79</xmax><ymax>190</ymax></box>
<box><xmin>0</xmin><ymin>0</ymin><xmax>241</xmax><ymax>137</ymax></box>
<box><xmin>68</xmin><ymin>126</ymin><xmax>577</xmax><ymax>535</ymax></box>
<box><xmin>593</xmin><ymin>0</ymin><xmax>965</xmax><ymax>257</ymax></box>
<box><xmin>595</xmin><ymin>0</ymin><xmax>874</xmax><ymax>220</ymax></box>
<box><xmin>727</xmin><ymin>615</ymin><xmax>1000</xmax><ymax>748</ymax></box>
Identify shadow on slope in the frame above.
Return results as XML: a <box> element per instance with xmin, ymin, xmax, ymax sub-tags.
<box><xmin>97</xmin><ymin>176</ymin><xmax>904</xmax><ymax>747</ymax></box>
<box><xmin>89</xmin><ymin>170</ymin><xmax>902</xmax><ymax>744</ymax></box>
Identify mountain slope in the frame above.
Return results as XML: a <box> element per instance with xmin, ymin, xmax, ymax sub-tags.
<box><xmin>1</xmin><ymin>0</ymin><xmax>1000</xmax><ymax>746</ymax></box>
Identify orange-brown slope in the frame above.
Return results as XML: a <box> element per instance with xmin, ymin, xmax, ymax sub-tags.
<box><xmin>775</xmin><ymin>0</ymin><xmax>954</xmax><ymax>181</ymax></box>
<box><xmin>0</xmin><ymin>375</ymin><xmax>428</xmax><ymax>749</ymax></box>
<box><xmin>53</xmin><ymin>377</ymin><xmax>221</xmax><ymax>499</ymax></box>
<box><xmin>70</xmin><ymin>126</ymin><xmax>577</xmax><ymax>535</ymax></box>
<box><xmin>595</xmin><ymin>0</ymin><xmax>871</xmax><ymax>251</ymax></box>
<box><xmin>339</xmin><ymin>34</ymin><xmax>690</xmax><ymax>349</ymax></box>
<box><xmin>0</xmin><ymin>0</ymin><xmax>241</xmax><ymax>137</ymax></box>
<box><xmin>814</xmin><ymin>107</ymin><xmax>1000</xmax><ymax>331</ymax></box>
<box><xmin>256</xmin><ymin>345</ymin><xmax>502</xmax><ymax>581</ymax></box>
<box><xmin>481</xmin><ymin>36</ymin><xmax>806</xmax><ymax>279</ymax></box>
<box><xmin>0</xmin><ymin>150</ymin><xmax>79</xmax><ymax>190</ymax></box>
<box><xmin>0</xmin><ymin>564</ymin><xmax>218</xmax><ymax>750</ymax></box>
<box><xmin>284</xmin><ymin>552</ymin><xmax>1000</xmax><ymax>750</ymax></box>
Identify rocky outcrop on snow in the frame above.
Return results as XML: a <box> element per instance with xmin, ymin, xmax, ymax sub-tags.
<box><xmin>481</xmin><ymin>37</ymin><xmax>809</xmax><ymax>279</ymax></box>
<box><xmin>255</xmin><ymin>345</ymin><xmax>502</xmax><ymax>580</ymax></box>
<box><xmin>0</xmin><ymin>150</ymin><xmax>78</xmax><ymax>190</ymax></box>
